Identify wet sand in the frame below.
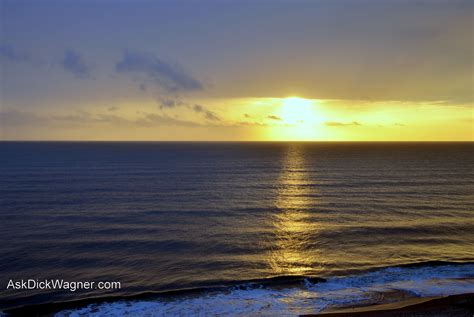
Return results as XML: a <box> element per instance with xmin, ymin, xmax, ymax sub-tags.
<box><xmin>303</xmin><ymin>293</ymin><xmax>474</xmax><ymax>317</ymax></box>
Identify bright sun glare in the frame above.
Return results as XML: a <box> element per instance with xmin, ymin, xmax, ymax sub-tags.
<box><xmin>278</xmin><ymin>97</ymin><xmax>317</xmax><ymax>125</ymax></box>
<box><xmin>268</xmin><ymin>97</ymin><xmax>324</xmax><ymax>141</ymax></box>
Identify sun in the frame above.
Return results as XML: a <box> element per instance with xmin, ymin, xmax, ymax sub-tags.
<box><xmin>267</xmin><ymin>97</ymin><xmax>325</xmax><ymax>141</ymax></box>
<box><xmin>277</xmin><ymin>97</ymin><xmax>317</xmax><ymax>125</ymax></box>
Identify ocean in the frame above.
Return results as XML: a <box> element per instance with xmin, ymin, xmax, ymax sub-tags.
<box><xmin>0</xmin><ymin>142</ymin><xmax>473</xmax><ymax>316</ymax></box>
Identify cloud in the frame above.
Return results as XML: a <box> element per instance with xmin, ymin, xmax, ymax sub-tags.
<box><xmin>137</xmin><ymin>113</ymin><xmax>203</xmax><ymax>127</ymax></box>
<box><xmin>0</xmin><ymin>45</ymin><xmax>29</xmax><ymax>63</ymax></box>
<box><xmin>0</xmin><ymin>110</ymin><xmax>47</xmax><ymax>126</ymax></box>
<box><xmin>1</xmin><ymin>108</ymin><xmax>282</xmax><ymax>131</ymax></box>
<box><xmin>158</xmin><ymin>97</ymin><xmax>183</xmax><ymax>109</ymax></box>
<box><xmin>325</xmin><ymin>121</ymin><xmax>361</xmax><ymax>126</ymax></box>
<box><xmin>51</xmin><ymin>111</ymin><xmax>98</xmax><ymax>124</ymax></box>
<box><xmin>0</xmin><ymin>110</ymin><xmax>131</xmax><ymax>127</ymax></box>
<box><xmin>156</xmin><ymin>97</ymin><xmax>220</xmax><ymax>121</ymax></box>
<box><xmin>115</xmin><ymin>50</ymin><xmax>203</xmax><ymax>92</ymax></box>
<box><xmin>234</xmin><ymin>120</ymin><xmax>270</xmax><ymax>127</ymax></box>
<box><xmin>61</xmin><ymin>49</ymin><xmax>92</xmax><ymax>79</ymax></box>
<box><xmin>0</xmin><ymin>108</ymin><xmax>209</xmax><ymax>129</ymax></box>
<box><xmin>192</xmin><ymin>104</ymin><xmax>220</xmax><ymax>121</ymax></box>
<box><xmin>267</xmin><ymin>115</ymin><xmax>282</xmax><ymax>121</ymax></box>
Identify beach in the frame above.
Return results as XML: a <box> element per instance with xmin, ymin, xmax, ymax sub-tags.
<box><xmin>308</xmin><ymin>293</ymin><xmax>474</xmax><ymax>317</ymax></box>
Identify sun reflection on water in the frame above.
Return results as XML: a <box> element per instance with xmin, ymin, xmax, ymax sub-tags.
<box><xmin>268</xmin><ymin>144</ymin><xmax>323</xmax><ymax>276</ymax></box>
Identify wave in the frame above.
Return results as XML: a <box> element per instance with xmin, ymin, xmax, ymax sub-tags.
<box><xmin>3</xmin><ymin>260</ymin><xmax>473</xmax><ymax>316</ymax></box>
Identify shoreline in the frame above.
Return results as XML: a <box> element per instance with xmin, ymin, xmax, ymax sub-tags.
<box><xmin>2</xmin><ymin>262</ymin><xmax>473</xmax><ymax>315</ymax></box>
<box><xmin>3</xmin><ymin>293</ymin><xmax>473</xmax><ymax>316</ymax></box>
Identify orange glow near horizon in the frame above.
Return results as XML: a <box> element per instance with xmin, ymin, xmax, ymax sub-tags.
<box><xmin>2</xmin><ymin>97</ymin><xmax>472</xmax><ymax>141</ymax></box>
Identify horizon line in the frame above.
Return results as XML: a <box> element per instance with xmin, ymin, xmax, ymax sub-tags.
<box><xmin>1</xmin><ymin>140</ymin><xmax>473</xmax><ymax>143</ymax></box>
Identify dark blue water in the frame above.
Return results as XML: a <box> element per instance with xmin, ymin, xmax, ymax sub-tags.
<box><xmin>1</xmin><ymin>142</ymin><xmax>473</xmax><ymax>315</ymax></box>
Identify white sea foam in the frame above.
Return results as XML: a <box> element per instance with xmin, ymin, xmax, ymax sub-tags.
<box><xmin>56</xmin><ymin>264</ymin><xmax>474</xmax><ymax>317</ymax></box>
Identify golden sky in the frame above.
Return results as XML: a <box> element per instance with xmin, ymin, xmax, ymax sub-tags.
<box><xmin>1</xmin><ymin>1</ymin><xmax>473</xmax><ymax>141</ymax></box>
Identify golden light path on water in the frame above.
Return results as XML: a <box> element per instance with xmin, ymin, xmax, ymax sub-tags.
<box><xmin>268</xmin><ymin>144</ymin><xmax>324</xmax><ymax>276</ymax></box>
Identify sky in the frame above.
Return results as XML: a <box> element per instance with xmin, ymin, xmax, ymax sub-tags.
<box><xmin>0</xmin><ymin>0</ymin><xmax>473</xmax><ymax>141</ymax></box>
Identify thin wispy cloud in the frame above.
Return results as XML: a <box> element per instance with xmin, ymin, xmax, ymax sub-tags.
<box><xmin>158</xmin><ymin>97</ymin><xmax>182</xmax><ymax>109</ymax></box>
<box><xmin>267</xmin><ymin>115</ymin><xmax>282</xmax><ymax>121</ymax></box>
<box><xmin>0</xmin><ymin>109</ymin><xmax>210</xmax><ymax>128</ymax></box>
<box><xmin>115</xmin><ymin>50</ymin><xmax>203</xmax><ymax>92</ymax></box>
<box><xmin>0</xmin><ymin>45</ymin><xmax>29</xmax><ymax>63</ymax></box>
<box><xmin>192</xmin><ymin>104</ymin><xmax>220</xmax><ymax>121</ymax></box>
<box><xmin>0</xmin><ymin>110</ymin><xmax>47</xmax><ymax>126</ymax></box>
<box><xmin>137</xmin><ymin>113</ymin><xmax>203</xmax><ymax>127</ymax></box>
<box><xmin>325</xmin><ymin>121</ymin><xmax>361</xmax><ymax>127</ymax></box>
<box><xmin>61</xmin><ymin>49</ymin><xmax>92</xmax><ymax>79</ymax></box>
<box><xmin>156</xmin><ymin>97</ymin><xmax>220</xmax><ymax>121</ymax></box>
